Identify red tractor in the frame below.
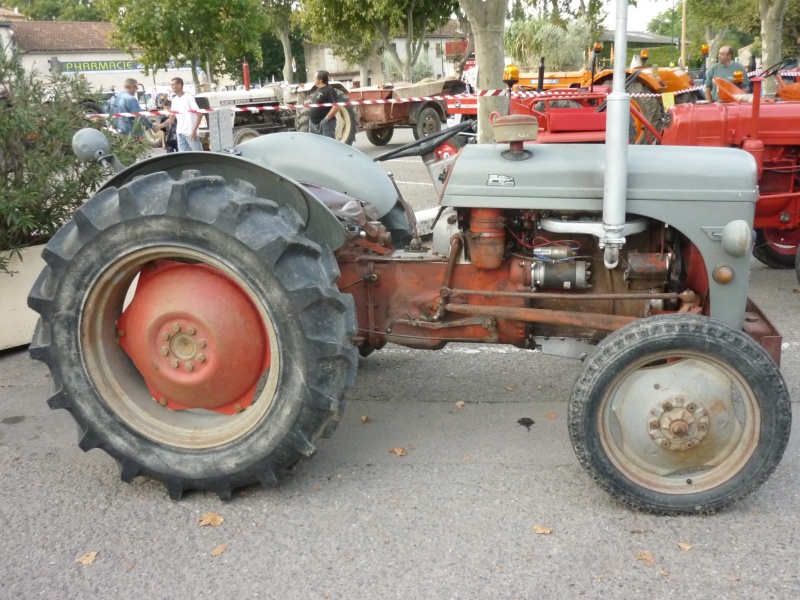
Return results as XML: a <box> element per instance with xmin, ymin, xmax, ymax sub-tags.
<box><xmin>661</xmin><ymin>59</ymin><xmax>800</xmax><ymax>269</ymax></box>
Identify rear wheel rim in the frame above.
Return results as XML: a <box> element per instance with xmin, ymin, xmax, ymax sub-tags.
<box><xmin>81</xmin><ymin>246</ymin><xmax>280</xmax><ymax>450</ymax></box>
<box><xmin>761</xmin><ymin>228</ymin><xmax>800</xmax><ymax>256</ymax></box>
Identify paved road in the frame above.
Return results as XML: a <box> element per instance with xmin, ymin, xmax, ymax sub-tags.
<box><xmin>2</xmin><ymin>130</ymin><xmax>799</xmax><ymax>599</ymax></box>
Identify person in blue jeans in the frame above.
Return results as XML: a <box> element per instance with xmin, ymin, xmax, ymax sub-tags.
<box><xmin>109</xmin><ymin>78</ymin><xmax>154</xmax><ymax>137</ymax></box>
<box><xmin>153</xmin><ymin>78</ymin><xmax>203</xmax><ymax>151</ymax></box>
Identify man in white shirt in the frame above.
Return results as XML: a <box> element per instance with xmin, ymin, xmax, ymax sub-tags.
<box><xmin>153</xmin><ymin>77</ymin><xmax>203</xmax><ymax>151</ymax></box>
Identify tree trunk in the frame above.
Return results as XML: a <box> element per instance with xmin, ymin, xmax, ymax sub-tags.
<box><xmin>459</xmin><ymin>0</ymin><xmax>508</xmax><ymax>143</ymax></box>
<box><xmin>191</xmin><ymin>60</ymin><xmax>200</xmax><ymax>87</ymax></box>
<box><xmin>278</xmin><ymin>26</ymin><xmax>293</xmax><ymax>84</ymax></box>
<box><xmin>760</xmin><ymin>0</ymin><xmax>788</xmax><ymax>95</ymax></box>
<box><xmin>455</xmin><ymin>10</ymin><xmax>475</xmax><ymax>77</ymax></box>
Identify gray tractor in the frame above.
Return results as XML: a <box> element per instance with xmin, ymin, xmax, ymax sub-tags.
<box><xmin>31</xmin><ymin>22</ymin><xmax>790</xmax><ymax>514</ymax></box>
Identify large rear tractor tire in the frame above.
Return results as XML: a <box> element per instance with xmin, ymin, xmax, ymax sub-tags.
<box><xmin>569</xmin><ymin>314</ymin><xmax>790</xmax><ymax>515</ymax></box>
<box><xmin>627</xmin><ymin>81</ymin><xmax>666</xmax><ymax>131</ymax></box>
<box><xmin>413</xmin><ymin>106</ymin><xmax>442</xmax><ymax>140</ymax></box>
<box><xmin>753</xmin><ymin>228</ymin><xmax>799</xmax><ymax>269</ymax></box>
<box><xmin>28</xmin><ymin>171</ymin><xmax>358</xmax><ymax>500</ymax></box>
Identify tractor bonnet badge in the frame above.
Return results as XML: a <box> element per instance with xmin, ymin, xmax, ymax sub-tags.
<box><xmin>487</xmin><ymin>174</ymin><xmax>515</xmax><ymax>187</ymax></box>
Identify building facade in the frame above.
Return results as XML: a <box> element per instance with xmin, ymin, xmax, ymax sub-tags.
<box><xmin>2</xmin><ymin>19</ymin><xmax>234</xmax><ymax>101</ymax></box>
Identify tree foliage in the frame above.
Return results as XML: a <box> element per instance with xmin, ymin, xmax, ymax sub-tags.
<box><xmin>0</xmin><ymin>49</ymin><xmax>148</xmax><ymax>271</ymax></box>
<box><xmin>98</xmin><ymin>0</ymin><xmax>265</xmax><ymax>85</ymax></box>
<box><xmin>0</xmin><ymin>0</ymin><xmax>103</xmax><ymax>21</ymax></box>
<box><xmin>301</xmin><ymin>0</ymin><xmax>458</xmax><ymax>82</ymax></box>
<box><xmin>505</xmin><ymin>16</ymin><xmax>594</xmax><ymax>70</ymax></box>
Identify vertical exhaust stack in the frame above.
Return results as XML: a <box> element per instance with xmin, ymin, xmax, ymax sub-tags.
<box><xmin>601</xmin><ymin>0</ymin><xmax>631</xmax><ymax>269</ymax></box>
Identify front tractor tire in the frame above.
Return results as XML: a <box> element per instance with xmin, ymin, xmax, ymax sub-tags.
<box><xmin>569</xmin><ymin>314</ymin><xmax>790</xmax><ymax>515</ymax></box>
<box><xmin>28</xmin><ymin>171</ymin><xmax>358</xmax><ymax>499</ymax></box>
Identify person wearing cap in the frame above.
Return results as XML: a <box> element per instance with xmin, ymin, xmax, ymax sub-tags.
<box><xmin>704</xmin><ymin>46</ymin><xmax>749</xmax><ymax>101</ymax></box>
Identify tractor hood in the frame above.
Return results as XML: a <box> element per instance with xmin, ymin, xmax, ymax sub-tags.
<box><xmin>236</xmin><ymin>132</ymin><xmax>399</xmax><ymax>218</ymax></box>
<box><xmin>443</xmin><ymin>144</ymin><xmax>758</xmax><ymax>208</ymax></box>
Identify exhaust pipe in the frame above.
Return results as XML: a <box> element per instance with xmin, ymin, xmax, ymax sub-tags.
<box><xmin>601</xmin><ymin>0</ymin><xmax>631</xmax><ymax>269</ymax></box>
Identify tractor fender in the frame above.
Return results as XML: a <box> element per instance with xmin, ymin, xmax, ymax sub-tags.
<box><xmin>595</xmin><ymin>70</ymin><xmax>665</xmax><ymax>94</ymax></box>
<box><xmin>98</xmin><ymin>150</ymin><xmax>347</xmax><ymax>250</ymax></box>
<box><xmin>656</xmin><ymin>69</ymin><xmax>696</xmax><ymax>93</ymax></box>
<box><xmin>409</xmin><ymin>100</ymin><xmax>446</xmax><ymax>123</ymax></box>
<box><xmin>235</xmin><ymin>131</ymin><xmax>399</xmax><ymax>218</ymax></box>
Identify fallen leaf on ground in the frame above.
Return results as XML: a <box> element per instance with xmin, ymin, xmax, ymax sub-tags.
<box><xmin>388</xmin><ymin>447</ymin><xmax>407</xmax><ymax>456</ymax></box>
<box><xmin>544</xmin><ymin>412</ymin><xmax>558</xmax><ymax>419</ymax></box>
<box><xmin>658</xmin><ymin>568</ymin><xmax>670</xmax><ymax>577</ymax></box>
<box><xmin>677</xmin><ymin>542</ymin><xmax>692</xmax><ymax>551</ymax></box>
<box><xmin>593</xmin><ymin>574</ymin><xmax>604</xmax><ymax>581</ymax></box>
<box><xmin>532</xmin><ymin>525</ymin><xmax>552</xmax><ymax>535</ymax></box>
<box><xmin>462</xmin><ymin>455</ymin><xmax>471</xmax><ymax>462</ymax></box>
<box><xmin>455</xmin><ymin>401</ymin><xmax>465</xmax><ymax>409</ymax></box>
<box><xmin>198</xmin><ymin>512</ymin><xmax>224</xmax><ymax>527</ymax></box>
<box><xmin>210</xmin><ymin>544</ymin><xmax>227</xmax><ymax>557</ymax></box>
<box><xmin>361</xmin><ymin>415</ymin><xmax>369</xmax><ymax>423</ymax></box>
<box><xmin>76</xmin><ymin>552</ymin><xmax>97</xmax><ymax>565</ymax></box>
<box><xmin>125</xmin><ymin>563</ymin><xmax>135</xmax><ymax>571</ymax></box>
<box><xmin>793</xmin><ymin>289</ymin><xmax>800</xmax><ymax>294</ymax></box>
<box><xmin>635</xmin><ymin>550</ymin><xmax>655</xmax><ymax>566</ymax></box>
<box><xmin>504</xmin><ymin>386</ymin><xmax>515</xmax><ymax>392</ymax></box>
<box><xmin>726</xmin><ymin>575</ymin><xmax>740</xmax><ymax>582</ymax></box>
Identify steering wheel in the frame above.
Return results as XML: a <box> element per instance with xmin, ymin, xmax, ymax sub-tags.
<box><xmin>760</xmin><ymin>58</ymin><xmax>795</xmax><ymax>79</ymax></box>
<box><xmin>374</xmin><ymin>119</ymin><xmax>475</xmax><ymax>162</ymax></box>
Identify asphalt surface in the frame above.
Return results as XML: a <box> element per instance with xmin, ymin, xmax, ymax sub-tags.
<box><xmin>2</xmin><ymin>129</ymin><xmax>800</xmax><ymax>599</ymax></box>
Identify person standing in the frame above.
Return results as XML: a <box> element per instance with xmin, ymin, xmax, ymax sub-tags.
<box><xmin>153</xmin><ymin>77</ymin><xmax>203</xmax><ymax>151</ymax></box>
<box><xmin>159</xmin><ymin>100</ymin><xmax>178</xmax><ymax>153</ymax></box>
<box><xmin>308</xmin><ymin>70</ymin><xmax>340</xmax><ymax>139</ymax></box>
<box><xmin>705</xmin><ymin>46</ymin><xmax>749</xmax><ymax>102</ymax></box>
<box><xmin>109</xmin><ymin>78</ymin><xmax>154</xmax><ymax>137</ymax></box>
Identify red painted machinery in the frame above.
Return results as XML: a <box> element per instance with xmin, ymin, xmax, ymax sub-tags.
<box><xmin>661</xmin><ymin>61</ymin><xmax>800</xmax><ymax>268</ymax></box>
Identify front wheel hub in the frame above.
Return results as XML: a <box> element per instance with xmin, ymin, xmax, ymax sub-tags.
<box><xmin>648</xmin><ymin>396</ymin><xmax>710</xmax><ymax>451</ymax></box>
<box><xmin>118</xmin><ymin>260</ymin><xmax>270</xmax><ymax>414</ymax></box>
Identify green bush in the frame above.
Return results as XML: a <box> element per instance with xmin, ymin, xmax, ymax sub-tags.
<box><xmin>0</xmin><ymin>49</ymin><xmax>149</xmax><ymax>272</ymax></box>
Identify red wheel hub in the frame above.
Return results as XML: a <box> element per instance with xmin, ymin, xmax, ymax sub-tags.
<box><xmin>117</xmin><ymin>260</ymin><xmax>270</xmax><ymax>414</ymax></box>
<box><xmin>761</xmin><ymin>228</ymin><xmax>800</xmax><ymax>256</ymax></box>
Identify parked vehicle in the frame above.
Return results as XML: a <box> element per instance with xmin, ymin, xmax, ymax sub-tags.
<box><xmin>31</xmin><ymin>31</ymin><xmax>790</xmax><ymax>515</ymax></box>
<box><xmin>661</xmin><ymin>60</ymin><xmax>800</xmax><ymax>268</ymax></box>
<box><xmin>195</xmin><ymin>82</ymin><xmax>357</xmax><ymax>146</ymax></box>
<box><xmin>349</xmin><ymin>77</ymin><xmax>467</xmax><ymax>145</ymax></box>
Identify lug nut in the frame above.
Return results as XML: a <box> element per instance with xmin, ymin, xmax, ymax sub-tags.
<box><xmin>660</xmin><ymin>439</ymin><xmax>671</xmax><ymax>448</ymax></box>
<box><xmin>161</xmin><ymin>331</ymin><xmax>170</xmax><ymax>341</ymax></box>
<box><xmin>117</xmin><ymin>329</ymin><xmax>126</xmax><ymax>338</ymax></box>
<box><xmin>196</xmin><ymin>353</ymin><xmax>206</xmax><ymax>363</ymax></box>
<box><xmin>649</xmin><ymin>420</ymin><xmax>659</xmax><ymax>430</ymax></box>
<box><xmin>698</xmin><ymin>422</ymin><xmax>708</xmax><ymax>431</ymax></box>
<box><xmin>172</xmin><ymin>323</ymin><xmax>181</xmax><ymax>333</ymax></box>
<box><xmin>662</xmin><ymin>402</ymin><xmax>673</xmax><ymax>411</ymax></box>
<box><xmin>685</xmin><ymin>441</ymin><xmax>694</xmax><ymax>448</ymax></box>
<box><xmin>160</xmin><ymin>346</ymin><xmax>170</xmax><ymax>356</ymax></box>
<box><xmin>159</xmin><ymin>397</ymin><xmax>168</xmax><ymax>406</ymax></box>
<box><xmin>686</xmin><ymin>402</ymin><xmax>696</xmax><ymax>412</ymax></box>
<box><xmin>185</xmin><ymin>361</ymin><xmax>194</xmax><ymax>372</ymax></box>
<box><xmin>234</xmin><ymin>403</ymin><xmax>244</xmax><ymax>413</ymax></box>
<box><xmin>171</xmin><ymin>359</ymin><xmax>179</xmax><ymax>368</ymax></box>
<box><xmin>187</xmin><ymin>326</ymin><xmax>196</xmax><ymax>335</ymax></box>
<box><xmin>198</xmin><ymin>339</ymin><xmax>207</xmax><ymax>348</ymax></box>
